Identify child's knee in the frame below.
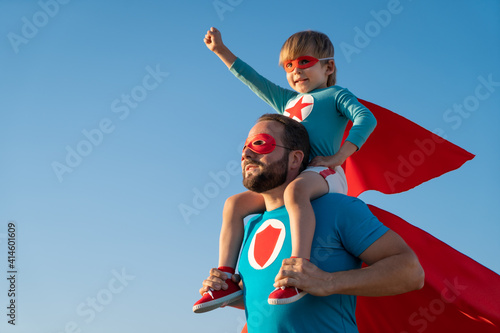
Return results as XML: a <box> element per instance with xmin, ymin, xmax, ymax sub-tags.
<box><xmin>224</xmin><ymin>192</ymin><xmax>265</xmax><ymax>217</ymax></box>
<box><xmin>284</xmin><ymin>180</ymin><xmax>309</xmax><ymax>203</ymax></box>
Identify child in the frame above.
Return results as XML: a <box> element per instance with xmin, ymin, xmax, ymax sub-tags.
<box><xmin>193</xmin><ymin>27</ymin><xmax>376</xmax><ymax>312</ymax></box>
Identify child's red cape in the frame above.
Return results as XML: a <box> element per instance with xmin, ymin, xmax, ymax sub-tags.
<box><xmin>240</xmin><ymin>100</ymin><xmax>498</xmax><ymax>333</ymax></box>
<box><xmin>343</xmin><ymin>99</ymin><xmax>474</xmax><ymax>196</ymax></box>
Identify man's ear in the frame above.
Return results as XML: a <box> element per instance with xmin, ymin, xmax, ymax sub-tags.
<box><xmin>289</xmin><ymin>150</ymin><xmax>305</xmax><ymax>170</ymax></box>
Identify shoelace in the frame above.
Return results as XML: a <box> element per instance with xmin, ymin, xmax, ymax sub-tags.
<box><xmin>204</xmin><ymin>288</ymin><xmax>215</xmax><ymax>299</ymax></box>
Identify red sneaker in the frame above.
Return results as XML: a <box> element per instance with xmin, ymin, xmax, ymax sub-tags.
<box><xmin>193</xmin><ymin>278</ymin><xmax>243</xmax><ymax>313</ymax></box>
<box><xmin>268</xmin><ymin>286</ymin><xmax>307</xmax><ymax>305</ymax></box>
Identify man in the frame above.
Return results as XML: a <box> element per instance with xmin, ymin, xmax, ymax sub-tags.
<box><xmin>199</xmin><ymin>114</ymin><xmax>424</xmax><ymax>332</ymax></box>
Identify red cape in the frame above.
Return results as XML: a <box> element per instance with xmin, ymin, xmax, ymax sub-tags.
<box><xmin>343</xmin><ymin>99</ymin><xmax>474</xmax><ymax>196</ymax></box>
<box><xmin>357</xmin><ymin>205</ymin><xmax>500</xmax><ymax>332</ymax></box>
<box><xmin>240</xmin><ymin>100</ymin><xmax>494</xmax><ymax>333</ymax></box>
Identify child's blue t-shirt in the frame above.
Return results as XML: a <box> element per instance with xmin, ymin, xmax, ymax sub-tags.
<box><xmin>230</xmin><ymin>58</ymin><xmax>377</xmax><ymax>159</ymax></box>
<box><xmin>238</xmin><ymin>194</ymin><xmax>389</xmax><ymax>333</ymax></box>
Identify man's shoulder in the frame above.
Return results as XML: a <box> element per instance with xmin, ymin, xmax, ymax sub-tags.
<box><xmin>312</xmin><ymin>194</ymin><xmax>373</xmax><ymax>219</ymax></box>
<box><xmin>313</xmin><ymin>193</ymin><xmax>363</xmax><ymax>207</ymax></box>
<box><xmin>246</xmin><ymin>194</ymin><xmax>371</xmax><ymax>222</ymax></box>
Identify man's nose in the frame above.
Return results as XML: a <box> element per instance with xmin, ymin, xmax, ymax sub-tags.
<box><xmin>241</xmin><ymin>146</ymin><xmax>256</xmax><ymax>161</ymax></box>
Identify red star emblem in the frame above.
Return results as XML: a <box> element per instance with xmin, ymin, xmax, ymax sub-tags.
<box><xmin>285</xmin><ymin>96</ymin><xmax>313</xmax><ymax>121</ymax></box>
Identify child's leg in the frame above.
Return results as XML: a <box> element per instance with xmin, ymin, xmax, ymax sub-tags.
<box><xmin>268</xmin><ymin>172</ymin><xmax>328</xmax><ymax>305</ymax></box>
<box><xmin>218</xmin><ymin>190</ymin><xmax>265</xmax><ymax>268</ymax></box>
<box><xmin>194</xmin><ymin>191</ymin><xmax>265</xmax><ymax>313</ymax></box>
<box><xmin>284</xmin><ymin>171</ymin><xmax>329</xmax><ymax>259</ymax></box>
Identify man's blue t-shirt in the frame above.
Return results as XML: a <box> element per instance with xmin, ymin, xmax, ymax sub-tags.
<box><xmin>238</xmin><ymin>194</ymin><xmax>389</xmax><ymax>333</ymax></box>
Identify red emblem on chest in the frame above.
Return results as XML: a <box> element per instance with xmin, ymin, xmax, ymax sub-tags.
<box><xmin>254</xmin><ymin>225</ymin><xmax>282</xmax><ymax>267</ymax></box>
<box><xmin>248</xmin><ymin>219</ymin><xmax>286</xmax><ymax>270</ymax></box>
<box><xmin>284</xmin><ymin>95</ymin><xmax>314</xmax><ymax>122</ymax></box>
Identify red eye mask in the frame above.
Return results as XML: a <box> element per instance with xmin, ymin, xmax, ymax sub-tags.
<box><xmin>283</xmin><ymin>56</ymin><xmax>334</xmax><ymax>73</ymax></box>
<box><xmin>243</xmin><ymin>133</ymin><xmax>292</xmax><ymax>154</ymax></box>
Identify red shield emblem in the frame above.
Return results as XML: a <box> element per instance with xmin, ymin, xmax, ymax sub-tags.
<box><xmin>248</xmin><ymin>219</ymin><xmax>286</xmax><ymax>270</ymax></box>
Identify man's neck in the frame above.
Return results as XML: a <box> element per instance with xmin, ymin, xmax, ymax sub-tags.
<box><xmin>260</xmin><ymin>182</ymin><xmax>288</xmax><ymax>211</ymax></box>
<box><xmin>262</xmin><ymin>193</ymin><xmax>285</xmax><ymax>211</ymax></box>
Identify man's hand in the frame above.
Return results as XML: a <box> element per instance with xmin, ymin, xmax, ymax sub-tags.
<box><xmin>273</xmin><ymin>231</ymin><xmax>424</xmax><ymax>298</ymax></box>
<box><xmin>199</xmin><ymin>267</ymin><xmax>243</xmax><ymax>296</ymax></box>
<box><xmin>273</xmin><ymin>258</ymin><xmax>333</xmax><ymax>297</ymax></box>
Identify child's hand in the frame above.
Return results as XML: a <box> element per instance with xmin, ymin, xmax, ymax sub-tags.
<box><xmin>309</xmin><ymin>155</ymin><xmax>343</xmax><ymax>168</ymax></box>
<box><xmin>203</xmin><ymin>27</ymin><xmax>237</xmax><ymax>68</ymax></box>
<box><xmin>204</xmin><ymin>27</ymin><xmax>224</xmax><ymax>53</ymax></box>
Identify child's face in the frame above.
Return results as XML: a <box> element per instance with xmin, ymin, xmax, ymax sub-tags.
<box><xmin>284</xmin><ymin>54</ymin><xmax>334</xmax><ymax>94</ymax></box>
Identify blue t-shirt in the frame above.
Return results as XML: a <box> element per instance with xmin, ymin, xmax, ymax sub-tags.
<box><xmin>230</xmin><ymin>58</ymin><xmax>377</xmax><ymax>159</ymax></box>
<box><xmin>238</xmin><ymin>194</ymin><xmax>389</xmax><ymax>333</ymax></box>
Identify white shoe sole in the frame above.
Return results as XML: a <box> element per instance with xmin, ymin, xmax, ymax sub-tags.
<box><xmin>193</xmin><ymin>290</ymin><xmax>243</xmax><ymax>313</ymax></box>
<box><xmin>268</xmin><ymin>291</ymin><xmax>307</xmax><ymax>305</ymax></box>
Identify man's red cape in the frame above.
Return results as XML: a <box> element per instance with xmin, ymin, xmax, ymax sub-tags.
<box><xmin>357</xmin><ymin>205</ymin><xmax>500</xmax><ymax>332</ymax></box>
<box><xmin>240</xmin><ymin>100</ymin><xmax>497</xmax><ymax>333</ymax></box>
<box><xmin>241</xmin><ymin>210</ymin><xmax>500</xmax><ymax>332</ymax></box>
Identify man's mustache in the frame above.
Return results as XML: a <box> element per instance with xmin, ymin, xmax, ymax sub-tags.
<box><xmin>243</xmin><ymin>158</ymin><xmax>264</xmax><ymax>168</ymax></box>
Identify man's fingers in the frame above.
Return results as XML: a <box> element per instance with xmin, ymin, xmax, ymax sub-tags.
<box><xmin>198</xmin><ymin>268</ymin><xmax>229</xmax><ymax>296</ymax></box>
<box><xmin>280</xmin><ymin>258</ymin><xmax>306</xmax><ymax>272</ymax></box>
<box><xmin>209</xmin><ymin>267</ymin><xmax>227</xmax><ymax>280</ymax></box>
<box><xmin>273</xmin><ymin>276</ymin><xmax>299</xmax><ymax>289</ymax></box>
<box><xmin>199</xmin><ymin>276</ymin><xmax>228</xmax><ymax>295</ymax></box>
<box><xmin>275</xmin><ymin>267</ymin><xmax>299</xmax><ymax>283</ymax></box>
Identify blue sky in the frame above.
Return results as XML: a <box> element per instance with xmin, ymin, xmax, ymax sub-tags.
<box><xmin>1</xmin><ymin>1</ymin><xmax>499</xmax><ymax>332</ymax></box>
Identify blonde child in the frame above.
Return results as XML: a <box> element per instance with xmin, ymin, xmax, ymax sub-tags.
<box><xmin>193</xmin><ymin>27</ymin><xmax>376</xmax><ymax>312</ymax></box>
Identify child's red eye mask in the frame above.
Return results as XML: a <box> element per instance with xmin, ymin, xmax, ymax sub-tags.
<box><xmin>283</xmin><ymin>56</ymin><xmax>334</xmax><ymax>73</ymax></box>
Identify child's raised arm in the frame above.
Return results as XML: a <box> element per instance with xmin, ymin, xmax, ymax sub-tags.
<box><xmin>204</xmin><ymin>27</ymin><xmax>237</xmax><ymax>68</ymax></box>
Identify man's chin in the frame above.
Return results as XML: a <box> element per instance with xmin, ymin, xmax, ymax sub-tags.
<box><xmin>242</xmin><ymin>155</ymin><xmax>289</xmax><ymax>193</ymax></box>
<box><xmin>243</xmin><ymin>174</ymin><xmax>287</xmax><ymax>193</ymax></box>
<box><xmin>243</xmin><ymin>175</ymin><xmax>261</xmax><ymax>193</ymax></box>
<box><xmin>244</xmin><ymin>169</ymin><xmax>258</xmax><ymax>178</ymax></box>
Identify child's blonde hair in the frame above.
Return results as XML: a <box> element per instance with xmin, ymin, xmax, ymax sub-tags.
<box><xmin>279</xmin><ymin>30</ymin><xmax>337</xmax><ymax>86</ymax></box>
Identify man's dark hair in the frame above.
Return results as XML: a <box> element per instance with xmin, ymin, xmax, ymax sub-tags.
<box><xmin>257</xmin><ymin>114</ymin><xmax>310</xmax><ymax>172</ymax></box>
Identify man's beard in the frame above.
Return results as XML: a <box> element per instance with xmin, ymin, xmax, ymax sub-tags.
<box><xmin>242</xmin><ymin>154</ymin><xmax>288</xmax><ymax>193</ymax></box>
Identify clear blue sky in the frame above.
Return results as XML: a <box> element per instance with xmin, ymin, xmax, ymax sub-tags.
<box><xmin>1</xmin><ymin>1</ymin><xmax>499</xmax><ymax>332</ymax></box>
